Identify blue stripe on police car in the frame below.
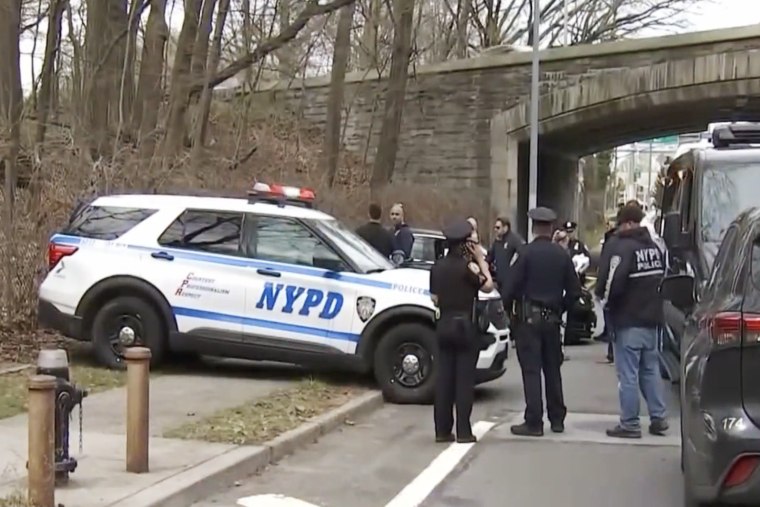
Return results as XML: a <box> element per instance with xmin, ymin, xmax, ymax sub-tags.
<box><xmin>49</xmin><ymin>234</ymin><xmax>431</xmax><ymax>295</ymax></box>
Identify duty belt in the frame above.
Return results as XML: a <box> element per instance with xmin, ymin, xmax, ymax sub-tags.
<box><xmin>523</xmin><ymin>302</ymin><xmax>561</xmax><ymax>325</ymax></box>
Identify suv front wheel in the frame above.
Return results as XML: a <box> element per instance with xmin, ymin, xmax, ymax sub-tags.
<box><xmin>373</xmin><ymin>323</ymin><xmax>437</xmax><ymax>404</ymax></box>
<box><xmin>91</xmin><ymin>296</ymin><xmax>167</xmax><ymax>369</ymax></box>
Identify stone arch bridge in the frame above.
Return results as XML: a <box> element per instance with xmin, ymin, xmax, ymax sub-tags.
<box><xmin>250</xmin><ymin>24</ymin><xmax>760</xmax><ymax>235</ymax></box>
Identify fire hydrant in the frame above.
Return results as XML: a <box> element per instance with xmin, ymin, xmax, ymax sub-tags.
<box><xmin>36</xmin><ymin>349</ymin><xmax>88</xmax><ymax>485</ymax></box>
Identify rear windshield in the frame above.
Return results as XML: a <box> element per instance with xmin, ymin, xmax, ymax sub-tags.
<box><xmin>63</xmin><ymin>205</ymin><xmax>157</xmax><ymax>240</ymax></box>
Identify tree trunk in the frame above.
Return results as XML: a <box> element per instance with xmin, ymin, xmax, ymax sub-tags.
<box><xmin>454</xmin><ymin>0</ymin><xmax>470</xmax><ymax>58</ymax></box>
<box><xmin>0</xmin><ymin>0</ymin><xmax>23</xmax><ymax>308</ymax></box>
<box><xmin>241</xmin><ymin>0</ymin><xmax>253</xmax><ymax>89</ymax></box>
<box><xmin>162</xmin><ymin>0</ymin><xmax>203</xmax><ymax>157</ymax></box>
<box><xmin>369</xmin><ymin>0</ymin><xmax>414</xmax><ymax>198</ymax></box>
<box><xmin>324</xmin><ymin>1</ymin><xmax>355</xmax><ymax>187</ymax></box>
<box><xmin>191</xmin><ymin>0</ymin><xmax>231</xmax><ymax>161</ymax></box>
<box><xmin>359</xmin><ymin>0</ymin><xmax>380</xmax><ymax>69</ymax></box>
<box><xmin>118</xmin><ymin>0</ymin><xmax>144</xmax><ymax>143</ymax></box>
<box><xmin>191</xmin><ymin>0</ymin><xmax>218</xmax><ymax>80</ymax></box>
<box><xmin>34</xmin><ymin>0</ymin><xmax>67</xmax><ymax>148</ymax></box>
<box><xmin>276</xmin><ymin>0</ymin><xmax>295</xmax><ymax>79</ymax></box>
<box><xmin>83</xmin><ymin>0</ymin><xmax>129</xmax><ymax>158</ymax></box>
<box><xmin>134</xmin><ymin>0</ymin><xmax>169</xmax><ymax>158</ymax></box>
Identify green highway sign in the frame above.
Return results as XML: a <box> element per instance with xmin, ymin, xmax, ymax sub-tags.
<box><xmin>649</xmin><ymin>136</ymin><xmax>679</xmax><ymax>145</ymax></box>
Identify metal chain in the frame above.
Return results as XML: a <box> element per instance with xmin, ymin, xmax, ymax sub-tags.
<box><xmin>79</xmin><ymin>401</ymin><xmax>83</xmax><ymax>454</ymax></box>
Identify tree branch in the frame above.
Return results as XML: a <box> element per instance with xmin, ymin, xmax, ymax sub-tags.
<box><xmin>191</xmin><ymin>0</ymin><xmax>357</xmax><ymax>94</ymax></box>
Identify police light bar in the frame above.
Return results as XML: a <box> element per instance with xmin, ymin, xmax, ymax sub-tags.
<box><xmin>247</xmin><ymin>181</ymin><xmax>316</xmax><ymax>208</ymax></box>
<box><xmin>712</xmin><ymin>123</ymin><xmax>760</xmax><ymax>148</ymax></box>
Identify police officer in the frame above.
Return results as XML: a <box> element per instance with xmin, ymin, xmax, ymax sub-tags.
<box><xmin>430</xmin><ymin>219</ymin><xmax>494</xmax><ymax>443</ymax></box>
<box><xmin>501</xmin><ymin>207</ymin><xmax>582</xmax><ymax>436</ymax></box>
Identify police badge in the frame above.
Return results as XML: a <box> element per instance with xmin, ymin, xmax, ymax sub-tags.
<box><xmin>356</xmin><ymin>296</ymin><xmax>376</xmax><ymax>323</ymax></box>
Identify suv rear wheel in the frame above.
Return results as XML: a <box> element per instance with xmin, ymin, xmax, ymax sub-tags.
<box><xmin>91</xmin><ymin>296</ymin><xmax>167</xmax><ymax>369</ymax></box>
<box><xmin>373</xmin><ymin>323</ymin><xmax>437</xmax><ymax>404</ymax></box>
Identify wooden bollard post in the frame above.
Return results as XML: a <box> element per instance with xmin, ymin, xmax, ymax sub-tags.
<box><xmin>28</xmin><ymin>374</ymin><xmax>56</xmax><ymax>507</ymax></box>
<box><xmin>125</xmin><ymin>347</ymin><xmax>151</xmax><ymax>473</ymax></box>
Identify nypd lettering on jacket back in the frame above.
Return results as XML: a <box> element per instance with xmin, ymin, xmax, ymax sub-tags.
<box><xmin>632</xmin><ymin>247</ymin><xmax>664</xmax><ymax>278</ymax></box>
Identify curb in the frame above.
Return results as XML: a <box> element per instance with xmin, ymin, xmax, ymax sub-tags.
<box><xmin>111</xmin><ymin>390</ymin><xmax>384</xmax><ymax>507</ymax></box>
<box><xmin>0</xmin><ymin>364</ymin><xmax>33</xmax><ymax>376</ymax></box>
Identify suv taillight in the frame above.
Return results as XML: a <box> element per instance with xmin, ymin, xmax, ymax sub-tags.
<box><xmin>709</xmin><ymin>312</ymin><xmax>760</xmax><ymax>346</ymax></box>
<box><xmin>48</xmin><ymin>242</ymin><xmax>78</xmax><ymax>271</ymax></box>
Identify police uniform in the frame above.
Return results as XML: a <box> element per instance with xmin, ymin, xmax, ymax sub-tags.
<box><xmin>429</xmin><ymin>220</ymin><xmax>486</xmax><ymax>444</ymax></box>
<box><xmin>501</xmin><ymin>207</ymin><xmax>582</xmax><ymax>436</ymax></box>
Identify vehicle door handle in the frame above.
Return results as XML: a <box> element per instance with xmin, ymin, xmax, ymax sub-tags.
<box><xmin>256</xmin><ymin>268</ymin><xmax>281</xmax><ymax>278</ymax></box>
<box><xmin>151</xmin><ymin>251</ymin><xmax>174</xmax><ymax>261</ymax></box>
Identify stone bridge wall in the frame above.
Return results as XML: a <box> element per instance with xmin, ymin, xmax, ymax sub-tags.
<box><xmin>248</xmin><ymin>26</ymin><xmax>760</xmax><ymax>191</ymax></box>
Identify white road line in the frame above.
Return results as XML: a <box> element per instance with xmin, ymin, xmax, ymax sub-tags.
<box><xmin>384</xmin><ymin>420</ymin><xmax>497</xmax><ymax>507</ymax></box>
<box><xmin>237</xmin><ymin>494</ymin><xmax>321</xmax><ymax>506</ymax></box>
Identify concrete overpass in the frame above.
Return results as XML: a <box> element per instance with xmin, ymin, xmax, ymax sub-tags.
<box><xmin>252</xmin><ymin>24</ymin><xmax>760</xmax><ymax>235</ymax></box>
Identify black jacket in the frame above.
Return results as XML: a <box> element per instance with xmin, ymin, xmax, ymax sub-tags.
<box><xmin>501</xmin><ymin>236</ymin><xmax>581</xmax><ymax>315</ymax></box>
<box><xmin>487</xmin><ymin>230</ymin><xmax>524</xmax><ymax>286</ymax></box>
<box><xmin>594</xmin><ymin>226</ymin><xmax>665</xmax><ymax>329</ymax></box>
<box><xmin>356</xmin><ymin>221</ymin><xmax>394</xmax><ymax>257</ymax></box>
<box><xmin>392</xmin><ymin>223</ymin><xmax>415</xmax><ymax>258</ymax></box>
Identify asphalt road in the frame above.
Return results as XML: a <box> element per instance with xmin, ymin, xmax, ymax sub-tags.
<box><xmin>193</xmin><ymin>342</ymin><xmax>684</xmax><ymax>507</ymax></box>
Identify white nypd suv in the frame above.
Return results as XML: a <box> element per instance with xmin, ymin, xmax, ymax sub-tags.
<box><xmin>38</xmin><ymin>182</ymin><xmax>509</xmax><ymax>404</ymax></box>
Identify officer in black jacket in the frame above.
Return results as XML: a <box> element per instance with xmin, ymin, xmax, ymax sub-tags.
<box><xmin>430</xmin><ymin>219</ymin><xmax>494</xmax><ymax>444</ymax></box>
<box><xmin>501</xmin><ymin>207</ymin><xmax>582</xmax><ymax>436</ymax></box>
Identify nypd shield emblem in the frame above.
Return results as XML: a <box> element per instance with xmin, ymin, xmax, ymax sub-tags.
<box><xmin>356</xmin><ymin>296</ymin><xmax>376</xmax><ymax>323</ymax></box>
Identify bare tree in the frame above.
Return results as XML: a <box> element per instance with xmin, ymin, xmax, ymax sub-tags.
<box><xmin>192</xmin><ymin>0</ymin><xmax>232</xmax><ymax>158</ymax></box>
<box><xmin>369</xmin><ymin>0</ymin><xmax>415</xmax><ymax>197</ymax></box>
<box><xmin>0</xmin><ymin>0</ymin><xmax>24</xmax><ymax>307</ymax></box>
<box><xmin>34</xmin><ymin>0</ymin><xmax>67</xmax><ymax>148</ymax></box>
<box><xmin>324</xmin><ymin>0</ymin><xmax>356</xmax><ymax>186</ymax></box>
<box><xmin>134</xmin><ymin>0</ymin><xmax>169</xmax><ymax>157</ymax></box>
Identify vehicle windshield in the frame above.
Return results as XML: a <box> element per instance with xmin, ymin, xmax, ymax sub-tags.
<box><xmin>701</xmin><ymin>161</ymin><xmax>760</xmax><ymax>264</ymax></box>
<box><xmin>307</xmin><ymin>218</ymin><xmax>395</xmax><ymax>273</ymax></box>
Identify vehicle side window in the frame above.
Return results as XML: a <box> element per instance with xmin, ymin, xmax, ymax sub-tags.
<box><xmin>250</xmin><ymin>216</ymin><xmax>346</xmax><ymax>269</ymax></box>
<box><xmin>704</xmin><ymin>226</ymin><xmax>739</xmax><ymax>300</ymax></box>
<box><xmin>679</xmin><ymin>169</ymin><xmax>694</xmax><ymax>232</ymax></box>
<box><xmin>663</xmin><ymin>175</ymin><xmax>682</xmax><ymax>214</ymax></box>
<box><xmin>411</xmin><ymin>236</ymin><xmax>435</xmax><ymax>262</ymax></box>
<box><xmin>64</xmin><ymin>205</ymin><xmax>157</xmax><ymax>240</ymax></box>
<box><xmin>753</xmin><ymin>240</ymin><xmax>760</xmax><ymax>290</ymax></box>
<box><xmin>158</xmin><ymin>210</ymin><xmax>243</xmax><ymax>255</ymax></box>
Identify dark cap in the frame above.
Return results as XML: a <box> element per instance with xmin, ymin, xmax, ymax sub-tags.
<box><xmin>442</xmin><ymin>219</ymin><xmax>474</xmax><ymax>242</ymax></box>
<box><xmin>527</xmin><ymin>206</ymin><xmax>557</xmax><ymax>224</ymax></box>
<box><xmin>563</xmin><ymin>221</ymin><xmax>577</xmax><ymax>231</ymax></box>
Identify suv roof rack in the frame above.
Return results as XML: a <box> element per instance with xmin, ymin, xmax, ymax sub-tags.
<box><xmin>711</xmin><ymin>123</ymin><xmax>760</xmax><ymax>148</ymax></box>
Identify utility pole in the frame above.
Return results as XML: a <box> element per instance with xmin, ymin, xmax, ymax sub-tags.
<box><xmin>645</xmin><ymin>138</ymin><xmax>654</xmax><ymax>207</ymax></box>
<box><xmin>528</xmin><ymin>0</ymin><xmax>541</xmax><ymax>240</ymax></box>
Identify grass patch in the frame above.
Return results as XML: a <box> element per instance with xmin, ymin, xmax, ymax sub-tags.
<box><xmin>0</xmin><ymin>491</ymin><xmax>29</xmax><ymax>507</ymax></box>
<box><xmin>164</xmin><ymin>378</ymin><xmax>365</xmax><ymax>445</ymax></box>
<box><xmin>0</xmin><ymin>365</ymin><xmax>127</xmax><ymax>420</ymax></box>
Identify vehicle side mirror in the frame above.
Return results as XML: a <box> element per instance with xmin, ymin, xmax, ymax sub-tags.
<box><xmin>313</xmin><ymin>245</ymin><xmax>346</xmax><ymax>272</ymax></box>
<box><xmin>662</xmin><ymin>211</ymin><xmax>690</xmax><ymax>251</ymax></box>
<box><xmin>660</xmin><ymin>274</ymin><xmax>695</xmax><ymax>313</ymax></box>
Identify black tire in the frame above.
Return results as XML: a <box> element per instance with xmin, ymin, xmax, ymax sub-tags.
<box><xmin>91</xmin><ymin>296</ymin><xmax>167</xmax><ymax>370</ymax></box>
<box><xmin>373</xmin><ymin>323</ymin><xmax>437</xmax><ymax>405</ymax></box>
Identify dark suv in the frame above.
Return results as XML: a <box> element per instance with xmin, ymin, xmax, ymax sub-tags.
<box><xmin>663</xmin><ymin>207</ymin><xmax>760</xmax><ymax>506</ymax></box>
<box><xmin>658</xmin><ymin>124</ymin><xmax>760</xmax><ymax>380</ymax></box>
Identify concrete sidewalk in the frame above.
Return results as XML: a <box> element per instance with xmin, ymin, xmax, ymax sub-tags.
<box><xmin>0</xmin><ymin>358</ymin><xmax>306</xmax><ymax>506</ymax></box>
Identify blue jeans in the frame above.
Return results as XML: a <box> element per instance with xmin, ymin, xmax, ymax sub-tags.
<box><xmin>613</xmin><ymin>326</ymin><xmax>668</xmax><ymax>430</ymax></box>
